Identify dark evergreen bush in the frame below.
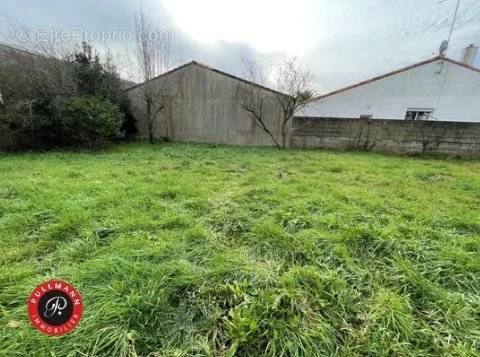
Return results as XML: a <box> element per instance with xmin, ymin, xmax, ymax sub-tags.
<box><xmin>56</xmin><ymin>95</ymin><xmax>123</xmax><ymax>148</ymax></box>
<box><xmin>68</xmin><ymin>42</ymin><xmax>137</xmax><ymax>139</ymax></box>
<box><xmin>0</xmin><ymin>41</ymin><xmax>136</xmax><ymax>150</ymax></box>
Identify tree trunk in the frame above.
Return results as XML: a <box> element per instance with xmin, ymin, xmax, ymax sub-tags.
<box><xmin>263</xmin><ymin>125</ymin><xmax>281</xmax><ymax>149</ymax></box>
<box><xmin>146</xmin><ymin>99</ymin><xmax>154</xmax><ymax>144</ymax></box>
<box><xmin>280</xmin><ymin>121</ymin><xmax>288</xmax><ymax>149</ymax></box>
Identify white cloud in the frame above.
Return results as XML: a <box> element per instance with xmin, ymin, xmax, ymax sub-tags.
<box><xmin>162</xmin><ymin>0</ymin><xmax>480</xmax><ymax>90</ymax></box>
<box><xmin>303</xmin><ymin>0</ymin><xmax>480</xmax><ymax>90</ymax></box>
<box><xmin>2</xmin><ymin>0</ymin><xmax>480</xmax><ymax>91</ymax></box>
<box><xmin>162</xmin><ymin>0</ymin><xmax>317</xmax><ymax>55</ymax></box>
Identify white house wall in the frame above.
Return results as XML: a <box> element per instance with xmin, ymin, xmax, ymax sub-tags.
<box><xmin>302</xmin><ymin>59</ymin><xmax>480</xmax><ymax>122</ymax></box>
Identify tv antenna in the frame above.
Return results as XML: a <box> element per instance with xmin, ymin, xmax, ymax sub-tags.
<box><xmin>439</xmin><ymin>0</ymin><xmax>461</xmax><ymax>55</ymax></box>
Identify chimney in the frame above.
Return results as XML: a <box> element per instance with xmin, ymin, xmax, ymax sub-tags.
<box><xmin>461</xmin><ymin>44</ymin><xmax>478</xmax><ymax>66</ymax></box>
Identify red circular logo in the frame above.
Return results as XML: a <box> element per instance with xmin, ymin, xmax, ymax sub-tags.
<box><xmin>27</xmin><ymin>280</ymin><xmax>83</xmax><ymax>336</ymax></box>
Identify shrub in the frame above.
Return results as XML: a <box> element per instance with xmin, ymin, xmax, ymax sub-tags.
<box><xmin>56</xmin><ymin>95</ymin><xmax>123</xmax><ymax>148</ymax></box>
<box><xmin>0</xmin><ymin>45</ymin><xmax>75</xmax><ymax>149</ymax></box>
<box><xmin>69</xmin><ymin>42</ymin><xmax>137</xmax><ymax>139</ymax></box>
<box><xmin>0</xmin><ymin>41</ymin><xmax>135</xmax><ymax>150</ymax></box>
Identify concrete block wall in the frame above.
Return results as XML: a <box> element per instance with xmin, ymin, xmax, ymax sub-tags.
<box><xmin>127</xmin><ymin>62</ymin><xmax>286</xmax><ymax>147</ymax></box>
<box><xmin>291</xmin><ymin>117</ymin><xmax>480</xmax><ymax>156</ymax></box>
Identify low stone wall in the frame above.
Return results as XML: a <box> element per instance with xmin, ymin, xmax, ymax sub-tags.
<box><xmin>291</xmin><ymin>117</ymin><xmax>480</xmax><ymax>156</ymax></box>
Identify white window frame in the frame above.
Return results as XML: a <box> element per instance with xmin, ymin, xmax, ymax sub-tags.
<box><xmin>405</xmin><ymin>108</ymin><xmax>435</xmax><ymax>121</ymax></box>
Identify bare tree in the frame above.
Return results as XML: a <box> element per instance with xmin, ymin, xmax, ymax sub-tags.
<box><xmin>273</xmin><ymin>58</ymin><xmax>315</xmax><ymax>148</ymax></box>
<box><xmin>241</xmin><ymin>57</ymin><xmax>272</xmax><ymax>86</ymax></box>
<box><xmin>236</xmin><ymin>57</ymin><xmax>315</xmax><ymax>149</ymax></box>
<box><xmin>134</xmin><ymin>6</ymin><xmax>174</xmax><ymax>143</ymax></box>
<box><xmin>234</xmin><ymin>84</ymin><xmax>282</xmax><ymax>149</ymax></box>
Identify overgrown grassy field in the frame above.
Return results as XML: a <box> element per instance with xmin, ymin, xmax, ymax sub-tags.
<box><xmin>0</xmin><ymin>143</ymin><xmax>479</xmax><ymax>356</ymax></box>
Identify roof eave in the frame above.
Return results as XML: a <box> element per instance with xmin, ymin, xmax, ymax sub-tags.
<box><xmin>125</xmin><ymin>60</ymin><xmax>290</xmax><ymax>97</ymax></box>
<box><xmin>312</xmin><ymin>55</ymin><xmax>480</xmax><ymax>101</ymax></box>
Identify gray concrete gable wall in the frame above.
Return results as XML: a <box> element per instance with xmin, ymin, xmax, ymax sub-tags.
<box><xmin>127</xmin><ymin>63</ymin><xmax>285</xmax><ymax>147</ymax></box>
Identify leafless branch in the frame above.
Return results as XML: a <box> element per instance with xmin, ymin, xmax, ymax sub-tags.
<box><xmin>133</xmin><ymin>5</ymin><xmax>175</xmax><ymax>143</ymax></box>
<box><xmin>234</xmin><ymin>84</ymin><xmax>281</xmax><ymax>149</ymax></box>
<box><xmin>237</xmin><ymin>57</ymin><xmax>315</xmax><ymax>149</ymax></box>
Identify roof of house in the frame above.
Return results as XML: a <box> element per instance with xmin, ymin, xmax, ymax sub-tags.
<box><xmin>313</xmin><ymin>55</ymin><xmax>480</xmax><ymax>101</ymax></box>
<box><xmin>0</xmin><ymin>42</ymin><xmax>61</xmax><ymax>61</ymax></box>
<box><xmin>0</xmin><ymin>42</ymin><xmax>34</xmax><ymax>55</ymax></box>
<box><xmin>125</xmin><ymin>60</ymin><xmax>288</xmax><ymax>97</ymax></box>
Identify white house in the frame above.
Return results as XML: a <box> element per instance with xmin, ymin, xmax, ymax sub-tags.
<box><xmin>302</xmin><ymin>45</ymin><xmax>480</xmax><ymax>122</ymax></box>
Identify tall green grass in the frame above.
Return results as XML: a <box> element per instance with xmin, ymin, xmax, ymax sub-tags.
<box><xmin>0</xmin><ymin>143</ymin><xmax>479</xmax><ymax>356</ymax></box>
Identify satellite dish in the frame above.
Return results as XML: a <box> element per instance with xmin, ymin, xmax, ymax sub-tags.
<box><xmin>439</xmin><ymin>40</ymin><xmax>449</xmax><ymax>55</ymax></box>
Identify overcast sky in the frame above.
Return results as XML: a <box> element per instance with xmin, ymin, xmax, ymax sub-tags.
<box><xmin>1</xmin><ymin>0</ymin><xmax>479</xmax><ymax>92</ymax></box>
